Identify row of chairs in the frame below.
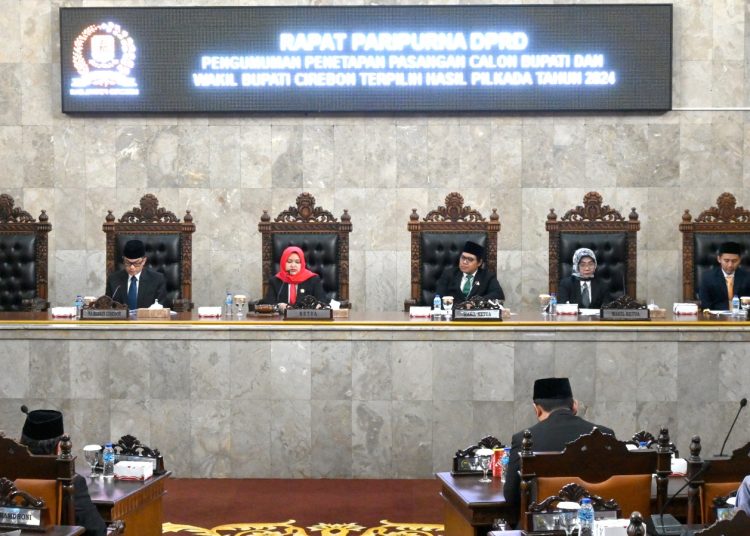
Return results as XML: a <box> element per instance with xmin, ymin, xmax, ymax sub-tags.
<box><xmin>2</xmin><ymin>190</ymin><xmax>750</xmax><ymax>311</ymax></box>
<box><xmin>515</xmin><ymin>428</ymin><xmax>750</xmax><ymax>531</ymax></box>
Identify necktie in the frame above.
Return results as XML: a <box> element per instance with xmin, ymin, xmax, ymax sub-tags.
<box><xmin>581</xmin><ymin>281</ymin><xmax>591</xmax><ymax>308</ymax></box>
<box><xmin>726</xmin><ymin>276</ymin><xmax>734</xmax><ymax>307</ymax></box>
<box><xmin>128</xmin><ymin>276</ymin><xmax>138</xmax><ymax>310</ymax></box>
<box><xmin>462</xmin><ymin>275</ymin><xmax>474</xmax><ymax>297</ymax></box>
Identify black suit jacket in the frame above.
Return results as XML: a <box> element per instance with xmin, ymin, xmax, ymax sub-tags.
<box><xmin>433</xmin><ymin>266</ymin><xmax>504</xmax><ymax>305</ymax></box>
<box><xmin>262</xmin><ymin>275</ymin><xmax>327</xmax><ymax>305</ymax></box>
<box><xmin>699</xmin><ymin>266</ymin><xmax>750</xmax><ymax>310</ymax></box>
<box><xmin>557</xmin><ymin>275</ymin><xmax>614</xmax><ymax>308</ymax></box>
<box><xmin>74</xmin><ymin>474</ymin><xmax>107</xmax><ymax>536</ymax></box>
<box><xmin>503</xmin><ymin>409</ymin><xmax>615</xmax><ymax>525</ymax></box>
<box><xmin>106</xmin><ymin>266</ymin><xmax>168</xmax><ymax>309</ymax></box>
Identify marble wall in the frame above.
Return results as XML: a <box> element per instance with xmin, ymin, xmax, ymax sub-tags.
<box><xmin>1</xmin><ymin>0</ymin><xmax>748</xmax><ymax>313</ymax></box>
<box><xmin>1</xmin><ymin>324</ymin><xmax>748</xmax><ymax>478</ymax></box>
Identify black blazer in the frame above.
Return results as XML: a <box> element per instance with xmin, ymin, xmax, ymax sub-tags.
<box><xmin>73</xmin><ymin>474</ymin><xmax>107</xmax><ymax>536</ymax></box>
<box><xmin>503</xmin><ymin>409</ymin><xmax>615</xmax><ymax>526</ymax></box>
<box><xmin>557</xmin><ymin>275</ymin><xmax>614</xmax><ymax>308</ymax></box>
<box><xmin>262</xmin><ymin>275</ymin><xmax>327</xmax><ymax>305</ymax></box>
<box><xmin>699</xmin><ymin>266</ymin><xmax>750</xmax><ymax>310</ymax></box>
<box><xmin>106</xmin><ymin>266</ymin><xmax>168</xmax><ymax>309</ymax></box>
<box><xmin>433</xmin><ymin>266</ymin><xmax>504</xmax><ymax>305</ymax></box>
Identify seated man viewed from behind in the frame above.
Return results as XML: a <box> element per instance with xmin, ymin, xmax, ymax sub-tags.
<box><xmin>557</xmin><ymin>248</ymin><xmax>614</xmax><ymax>308</ymax></box>
<box><xmin>502</xmin><ymin>377</ymin><xmax>615</xmax><ymax>526</ymax></box>
<box><xmin>699</xmin><ymin>241</ymin><xmax>750</xmax><ymax>310</ymax></box>
<box><xmin>434</xmin><ymin>240</ymin><xmax>504</xmax><ymax>304</ymax></box>
<box><xmin>737</xmin><ymin>475</ymin><xmax>750</xmax><ymax>516</ymax></box>
<box><xmin>19</xmin><ymin>405</ymin><xmax>107</xmax><ymax>536</ymax></box>
<box><xmin>261</xmin><ymin>246</ymin><xmax>327</xmax><ymax>311</ymax></box>
<box><xmin>105</xmin><ymin>239</ymin><xmax>168</xmax><ymax>310</ymax></box>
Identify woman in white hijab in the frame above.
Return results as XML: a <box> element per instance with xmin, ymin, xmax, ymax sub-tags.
<box><xmin>557</xmin><ymin>248</ymin><xmax>614</xmax><ymax>308</ymax></box>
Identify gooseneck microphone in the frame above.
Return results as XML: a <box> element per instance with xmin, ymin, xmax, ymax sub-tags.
<box><xmin>718</xmin><ymin>397</ymin><xmax>747</xmax><ymax>457</ymax></box>
<box><xmin>109</xmin><ymin>284</ymin><xmax>122</xmax><ymax>303</ymax></box>
<box><xmin>652</xmin><ymin>460</ymin><xmax>712</xmax><ymax>535</ymax></box>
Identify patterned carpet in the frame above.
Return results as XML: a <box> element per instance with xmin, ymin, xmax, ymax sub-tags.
<box><xmin>162</xmin><ymin>478</ymin><xmax>445</xmax><ymax>536</ymax></box>
<box><xmin>162</xmin><ymin>520</ymin><xmax>444</xmax><ymax>535</ymax></box>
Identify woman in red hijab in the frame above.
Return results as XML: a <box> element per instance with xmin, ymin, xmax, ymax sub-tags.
<box><xmin>262</xmin><ymin>246</ymin><xmax>327</xmax><ymax>309</ymax></box>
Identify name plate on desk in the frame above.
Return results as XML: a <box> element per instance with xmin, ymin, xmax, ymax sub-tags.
<box><xmin>81</xmin><ymin>309</ymin><xmax>129</xmax><ymax>320</ymax></box>
<box><xmin>0</xmin><ymin>506</ymin><xmax>42</xmax><ymax>528</ymax></box>
<box><xmin>453</xmin><ymin>309</ymin><xmax>502</xmax><ymax>321</ymax></box>
<box><xmin>600</xmin><ymin>308</ymin><xmax>650</xmax><ymax>321</ymax></box>
<box><xmin>284</xmin><ymin>309</ymin><xmax>333</xmax><ymax>320</ymax></box>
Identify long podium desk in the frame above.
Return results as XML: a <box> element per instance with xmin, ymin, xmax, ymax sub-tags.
<box><xmin>0</xmin><ymin>311</ymin><xmax>747</xmax><ymax>479</ymax></box>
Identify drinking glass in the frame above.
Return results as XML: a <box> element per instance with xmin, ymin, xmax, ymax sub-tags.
<box><xmin>741</xmin><ymin>297</ymin><xmax>750</xmax><ymax>316</ymax></box>
<box><xmin>442</xmin><ymin>296</ymin><xmax>454</xmax><ymax>319</ymax></box>
<box><xmin>476</xmin><ymin>448</ymin><xmax>493</xmax><ymax>483</ymax></box>
<box><xmin>555</xmin><ymin>503</ymin><xmax>580</xmax><ymax>536</ymax></box>
<box><xmin>83</xmin><ymin>444</ymin><xmax>101</xmax><ymax>477</ymax></box>
<box><xmin>233</xmin><ymin>294</ymin><xmax>247</xmax><ymax>319</ymax></box>
<box><xmin>539</xmin><ymin>294</ymin><xmax>551</xmax><ymax>314</ymax></box>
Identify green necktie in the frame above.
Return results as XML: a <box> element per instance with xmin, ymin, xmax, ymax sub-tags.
<box><xmin>462</xmin><ymin>275</ymin><xmax>474</xmax><ymax>297</ymax></box>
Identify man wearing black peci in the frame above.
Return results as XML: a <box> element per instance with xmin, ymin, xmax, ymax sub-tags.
<box><xmin>699</xmin><ymin>241</ymin><xmax>750</xmax><ymax>310</ymax></box>
<box><xmin>105</xmin><ymin>239</ymin><xmax>168</xmax><ymax>310</ymax></box>
<box><xmin>503</xmin><ymin>378</ymin><xmax>615</xmax><ymax>526</ymax></box>
<box><xmin>434</xmin><ymin>240</ymin><xmax>504</xmax><ymax>304</ymax></box>
<box><xmin>19</xmin><ymin>406</ymin><xmax>107</xmax><ymax>536</ymax></box>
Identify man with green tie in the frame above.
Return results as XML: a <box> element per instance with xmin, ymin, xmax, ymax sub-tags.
<box><xmin>434</xmin><ymin>240</ymin><xmax>505</xmax><ymax>304</ymax></box>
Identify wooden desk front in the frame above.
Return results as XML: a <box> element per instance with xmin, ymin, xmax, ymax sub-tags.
<box><xmin>86</xmin><ymin>473</ymin><xmax>169</xmax><ymax>536</ymax></box>
<box><xmin>19</xmin><ymin>527</ymin><xmax>85</xmax><ymax>536</ymax></box>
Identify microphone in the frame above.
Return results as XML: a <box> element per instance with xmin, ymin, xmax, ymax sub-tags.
<box><xmin>109</xmin><ymin>284</ymin><xmax>122</xmax><ymax>303</ymax></box>
<box><xmin>651</xmin><ymin>461</ymin><xmax>712</xmax><ymax>535</ymax></box>
<box><xmin>718</xmin><ymin>398</ymin><xmax>747</xmax><ymax>457</ymax></box>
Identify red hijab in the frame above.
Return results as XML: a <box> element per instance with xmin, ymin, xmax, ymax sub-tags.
<box><xmin>276</xmin><ymin>246</ymin><xmax>317</xmax><ymax>303</ymax></box>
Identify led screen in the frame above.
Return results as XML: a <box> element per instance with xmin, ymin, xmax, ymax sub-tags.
<box><xmin>59</xmin><ymin>5</ymin><xmax>672</xmax><ymax>113</ymax></box>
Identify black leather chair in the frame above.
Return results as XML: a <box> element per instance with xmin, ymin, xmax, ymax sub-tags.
<box><xmin>546</xmin><ymin>191</ymin><xmax>640</xmax><ymax>299</ymax></box>
<box><xmin>258</xmin><ymin>192</ymin><xmax>352</xmax><ymax>303</ymax></box>
<box><xmin>103</xmin><ymin>194</ymin><xmax>195</xmax><ymax>311</ymax></box>
<box><xmin>0</xmin><ymin>194</ymin><xmax>51</xmax><ymax>312</ymax></box>
<box><xmin>679</xmin><ymin>193</ymin><xmax>750</xmax><ymax>301</ymax></box>
<box><xmin>405</xmin><ymin>192</ymin><xmax>500</xmax><ymax>309</ymax></box>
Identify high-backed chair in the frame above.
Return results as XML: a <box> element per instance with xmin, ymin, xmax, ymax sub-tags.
<box><xmin>405</xmin><ymin>192</ymin><xmax>500</xmax><ymax>309</ymax></box>
<box><xmin>686</xmin><ymin>436</ymin><xmax>750</xmax><ymax>525</ymax></box>
<box><xmin>103</xmin><ymin>194</ymin><xmax>195</xmax><ymax>311</ymax></box>
<box><xmin>258</xmin><ymin>192</ymin><xmax>352</xmax><ymax>303</ymax></box>
<box><xmin>526</xmin><ymin>482</ymin><xmax>620</xmax><ymax>531</ymax></box>
<box><xmin>519</xmin><ymin>428</ymin><xmax>672</xmax><ymax>531</ymax></box>
<box><xmin>679</xmin><ymin>193</ymin><xmax>750</xmax><ymax>302</ymax></box>
<box><xmin>546</xmin><ymin>191</ymin><xmax>640</xmax><ymax>299</ymax></box>
<box><xmin>0</xmin><ymin>432</ymin><xmax>75</xmax><ymax>526</ymax></box>
<box><xmin>0</xmin><ymin>194</ymin><xmax>51</xmax><ymax>312</ymax></box>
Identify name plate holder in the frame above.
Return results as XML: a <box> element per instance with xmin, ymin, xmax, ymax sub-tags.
<box><xmin>452</xmin><ymin>309</ymin><xmax>502</xmax><ymax>321</ymax></box>
<box><xmin>284</xmin><ymin>308</ymin><xmax>333</xmax><ymax>320</ymax></box>
<box><xmin>600</xmin><ymin>308</ymin><xmax>650</xmax><ymax>321</ymax></box>
<box><xmin>0</xmin><ymin>506</ymin><xmax>44</xmax><ymax>530</ymax></box>
<box><xmin>81</xmin><ymin>308</ymin><xmax>129</xmax><ymax>320</ymax></box>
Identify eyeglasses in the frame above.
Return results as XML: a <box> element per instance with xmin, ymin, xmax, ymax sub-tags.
<box><xmin>123</xmin><ymin>258</ymin><xmax>145</xmax><ymax>268</ymax></box>
<box><xmin>460</xmin><ymin>255</ymin><xmax>478</xmax><ymax>263</ymax></box>
<box><xmin>578</xmin><ymin>261</ymin><xmax>596</xmax><ymax>268</ymax></box>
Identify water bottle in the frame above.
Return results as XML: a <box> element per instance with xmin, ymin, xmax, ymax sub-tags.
<box><xmin>500</xmin><ymin>447</ymin><xmax>510</xmax><ymax>484</ymax></box>
<box><xmin>225</xmin><ymin>291</ymin><xmax>233</xmax><ymax>317</ymax></box>
<box><xmin>75</xmin><ymin>295</ymin><xmax>84</xmax><ymax>318</ymax></box>
<box><xmin>548</xmin><ymin>293</ymin><xmax>557</xmax><ymax>315</ymax></box>
<box><xmin>432</xmin><ymin>294</ymin><xmax>442</xmax><ymax>319</ymax></box>
<box><xmin>102</xmin><ymin>443</ymin><xmax>115</xmax><ymax>478</ymax></box>
<box><xmin>732</xmin><ymin>295</ymin><xmax>740</xmax><ymax>316</ymax></box>
<box><xmin>578</xmin><ymin>497</ymin><xmax>595</xmax><ymax>536</ymax></box>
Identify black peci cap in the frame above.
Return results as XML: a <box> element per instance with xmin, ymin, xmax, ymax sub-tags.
<box><xmin>718</xmin><ymin>241</ymin><xmax>742</xmax><ymax>256</ymax></box>
<box><xmin>462</xmin><ymin>241</ymin><xmax>485</xmax><ymax>261</ymax></box>
<box><xmin>21</xmin><ymin>405</ymin><xmax>64</xmax><ymax>441</ymax></box>
<box><xmin>533</xmin><ymin>377</ymin><xmax>573</xmax><ymax>400</ymax></box>
<box><xmin>122</xmin><ymin>239</ymin><xmax>146</xmax><ymax>259</ymax></box>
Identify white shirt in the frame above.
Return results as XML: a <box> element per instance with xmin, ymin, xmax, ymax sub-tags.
<box><xmin>460</xmin><ymin>270</ymin><xmax>478</xmax><ymax>292</ymax></box>
<box><xmin>127</xmin><ymin>272</ymin><xmax>141</xmax><ymax>294</ymax></box>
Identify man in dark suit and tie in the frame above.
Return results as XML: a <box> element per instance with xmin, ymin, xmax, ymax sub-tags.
<box><xmin>434</xmin><ymin>240</ymin><xmax>504</xmax><ymax>304</ymax></box>
<box><xmin>105</xmin><ymin>239</ymin><xmax>168</xmax><ymax>310</ymax></box>
<box><xmin>503</xmin><ymin>378</ymin><xmax>615</xmax><ymax>526</ymax></box>
<box><xmin>699</xmin><ymin>241</ymin><xmax>750</xmax><ymax>310</ymax></box>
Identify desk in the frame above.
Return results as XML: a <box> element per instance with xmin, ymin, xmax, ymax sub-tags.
<box><xmin>1</xmin><ymin>312</ymin><xmax>748</xmax><ymax>478</ymax></box>
<box><xmin>86</xmin><ymin>473</ymin><xmax>169</xmax><ymax>536</ymax></box>
<box><xmin>19</xmin><ymin>527</ymin><xmax>85</xmax><ymax>536</ymax></box>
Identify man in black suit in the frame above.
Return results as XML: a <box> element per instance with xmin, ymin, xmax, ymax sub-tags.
<box><xmin>105</xmin><ymin>239</ymin><xmax>168</xmax><ymax>310</ymax></box>
<box><xmin>699</xmin><ymin>241</ymin><xmax>750</xmax><ymax>310</ymax></box>
<box><xmin>557</xmin><ymin>248</ymin><xmax>615</xmax><ymax>308</ymax></box>
<box><xmin>503</xmin><ymin>378</ymin><xmax>615</xmax><ymax>526</ymax></box>
<box><xmin>434</xmin><ymin>240</ymin><xmax>504</xmax><ymax>304</ymax></box>
<box><xmin>19</xmin><ymin>406</ymin><xmax>107</xmax><ymax>536</ymax></box>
